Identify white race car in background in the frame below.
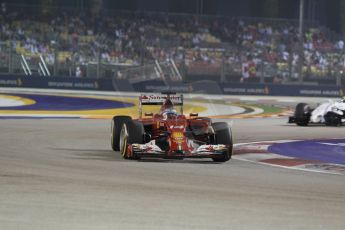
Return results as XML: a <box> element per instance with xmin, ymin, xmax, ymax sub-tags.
<box><xmin>288</xmin><ymin>97</ymin><xmax>345</xmax><ymax>126</ymax></box>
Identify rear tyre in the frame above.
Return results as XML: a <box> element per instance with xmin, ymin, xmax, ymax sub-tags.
<box><xmin>111</xmin><ymin>116</ymin><xmax>132</xmax><ymax>151</ymax></box>
<box><xmin>119</xmin><ymin>120</ymin><xmax>144</xmax><ymax>159</ymax></box>
<box><xmin>294</xmin><ymin>103</ymin><xmax>311</xmax><ymax>126</ymax></box>
<box><xmin>211</xmin><ymin>122</ymin><xmax>233</xmax><ymax>162</ymax></box>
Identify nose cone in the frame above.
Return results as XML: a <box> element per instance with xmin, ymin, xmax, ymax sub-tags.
<box><xmin>170</xmin><ymin>131</ymin><xmax>189</xmax><ymax>152</ymax></box>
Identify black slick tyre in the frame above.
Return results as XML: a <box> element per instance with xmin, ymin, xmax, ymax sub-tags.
<box><xmin>294</xmin><ymin>103</ymin><xmax>310</xmax><ymax>126</ymax></box>
<box><xmin>324</xmin><ymin>112</ymin><xmax>341</xmax><ymax>126</ymax></box>
<box><xmin>111</xmin><ymin>116</ymin><xmax>132</xmax><ymax>151</ymax></box>
<box><xmin>119</xmin><ymin>120</ymin><xmax>144</xmax><ymax>159</ymax></box>
<box><xmin>211</xmin><ymin>122</ymin><xmax>233</xmax><ymax>162</ymax></box>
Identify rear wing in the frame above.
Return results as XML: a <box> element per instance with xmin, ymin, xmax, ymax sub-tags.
<box><xmin>139</xmin><ymin>93</ymin><xmax>184</xmax><ymax>118</ymax></box>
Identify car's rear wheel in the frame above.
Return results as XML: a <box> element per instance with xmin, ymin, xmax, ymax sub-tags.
<box><xmin>211</xmin><ymin>122</ymin><xmax>233</xmax><ymax>162</ymax></box>
<box><xmin>111</xmin><ymin>116</ymin><xmax>132</xmax><ymax>151</ymax></box>
<box><xmin>294</xmin><ymin>103</ymin><xmax>311</xmax><ymax>126</ymax></box>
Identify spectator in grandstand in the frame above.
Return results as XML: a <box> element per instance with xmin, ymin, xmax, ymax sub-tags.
<box><xmin>75</xmin><ymin>66</ymin><xmax>82</xmax><ymax>77</ymax></box>
<box><xmin>1</xmin><ymin>2</ymin><xmax>6</xmax><ymax>14</ymax></box>
<box><xmin>116</xmin><ymin>70</ymin><xmax>123</xmax><ymax>79</ymax></box>
<box><xmin>0</xmin><ymin>5</ymin><xmax>343</xmax><ymax>82</ymax></box>
<box><xmin>336</xmin><ymin>40</ymin><xmax>344</xmax><ymax>50</ymax></box>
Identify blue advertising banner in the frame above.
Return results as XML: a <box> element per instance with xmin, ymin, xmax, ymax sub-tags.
<box><xmin>0</xmin><ymin>75</ymin><xmax>133</xmax><ymax>92</ymax></box>
<box><xmin>131</xmin><ymin>80</ymin><xmax>168</xmax><ymax>92</ymax></box>
<box><xmin>221</xmin><ymin>83</ymin><xmax>345</xmax><ymax>97</ymax></box>
<box><xmin>0</xmin><ymin>75</ymin><xmax>344</xmax><ymax>97</ymax></box>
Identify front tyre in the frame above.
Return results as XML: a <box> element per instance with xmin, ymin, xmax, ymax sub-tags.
<box><xmin>211</xmin><ymin>122</ymin><xmax>233</xmax><ymax>162</ymax></box>
<box><xmin>294</xmin><ymin>103</ymin><xmax>311</xmax><ymax>126</ymax></box>
<box><xmin>119</xmin><ymin>123</ymin><xmax>129</xmax><ymax>158</ymax></box>
<box><xmin>111</xmin><ymin>116</ymin><xmax>132</xmax><ymax>151</ymax></box>
<box><xmin>324</xmin><ymin>112</ymin><xmax>342</xmax><ymax>126</ymax></box>
<box><xmin>119</xmin><ymin>121</ymin><xmax>144</xmax><ymax>159</ymax></box>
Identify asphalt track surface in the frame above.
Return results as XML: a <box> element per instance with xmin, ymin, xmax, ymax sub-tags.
<box><xmin>1</xmin><ymin>118</ymin><xmax>345</xmax><ymax>230</ymax></box>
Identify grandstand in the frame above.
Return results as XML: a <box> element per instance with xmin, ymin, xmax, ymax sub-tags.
<box><xmin>0</xmin><ymin>1</ymin><xmax>344</xmax><ymax>86</ymax></box>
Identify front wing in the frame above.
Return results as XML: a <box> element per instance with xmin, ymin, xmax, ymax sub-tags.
<box><xmin>129</xmin><ymin>143</ymin><xmax>228</xmax><ymax>159</ymax></box>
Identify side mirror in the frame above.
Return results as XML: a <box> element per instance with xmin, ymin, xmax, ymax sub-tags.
<box><xmin>189</xmin><ymin>113</ymin><xmax>198</xmax><ymax>117</ymax></box>
<box><xmin>145</xmin><ymin>112</ymin><xmax>153</xmax><ymax>117</ymax></box>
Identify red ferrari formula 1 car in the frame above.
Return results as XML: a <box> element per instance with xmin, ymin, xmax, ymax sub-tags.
<box><xmin>111</xmin><ymin>92</ymin><xmax>233</xmax><ymax>162</ymax></box>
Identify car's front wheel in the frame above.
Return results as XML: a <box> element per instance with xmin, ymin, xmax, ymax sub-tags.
<box><xmin>294</xmin><ymin>103</ymin><xmax>311</xmax><ymax>126</ymax></box>
<box><xmin>111</xmin><ymin>116</ymin><xmax>132</xmax><ymax>151</ymax></box>
<box><xmin>211</xmin><ymin>122</ymin><xmax>233</xmax><ymax>162</ymax></box>
<box><xmin>119</xmin><ymin>121</ymin><xmax>144</xmax><ymax>159</ymax></box>
<box><xmin>324</xmin><ymin>112</ymin><xmax>342</xmax><ymax>126</ymax></box>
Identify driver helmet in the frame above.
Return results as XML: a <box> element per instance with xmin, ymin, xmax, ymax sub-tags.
<box><xmin>162</xmin><ymin>108</ymin><xmax>177</xmax><ymax>120</ymax></box>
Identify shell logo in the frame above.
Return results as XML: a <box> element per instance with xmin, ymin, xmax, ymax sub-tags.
<box><xmin>172</xmin><ymin>132</ymin><xmax>184</xmax><ymax>140</ymax></box>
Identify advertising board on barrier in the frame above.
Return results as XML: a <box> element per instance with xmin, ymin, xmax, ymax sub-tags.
<box><xmin>47</xmin><ymin>81</ymin><xmax>98</xmax><ymax>89</ymax></box>
<box><xmin>298</xmin><ymin>89</ymin><xmax>343</xmax><ymax>97</ymax></box>
<box><xmin>0</xmin><ymin>77</ymin><xmax>23</xmax><ymax>87</ymax></box>
<box><xmin>222</xmin><ymin>84</ymin><xmax>269</xmax><ymax>95</ymax></box>
<box><xmin>221</xmin><ymin>83</ymin><xmax>344</xmax><ymax>97</ymax></box>
<box><xmin>0</xmin><ymin>75</ymin><xmax>133</xmax><ymax>92</ymax></box>
<box><xmin>131</xmin><ymin>80</ymin><xmax>192</xmax><ymax>93</ymax></box>
<box><xmin>267</xmin><ymin>84</ymin><xmax>344</xmax><ymax>97</ymax></box>
<box><xmin>0</xmin><ymin>75</ymin><xmax>344</xmax><ymax>97</ymax></box>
